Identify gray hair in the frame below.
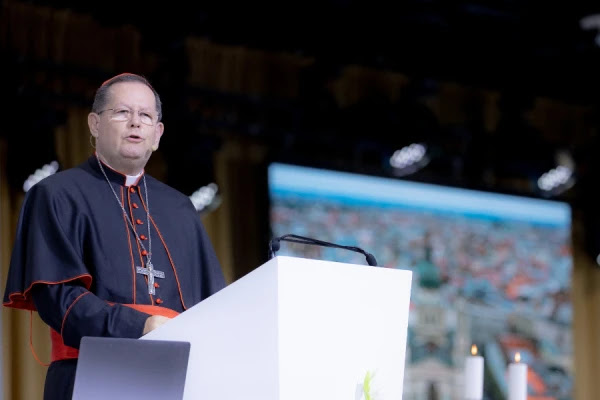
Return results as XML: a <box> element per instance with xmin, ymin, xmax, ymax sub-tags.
<box><xmin>92</xmin><ymin>73</ymin><xmax>162</xmax><ymax>121</ymax></box>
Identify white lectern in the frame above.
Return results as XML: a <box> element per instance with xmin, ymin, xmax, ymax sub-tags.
<box><xmin>143</xmin><ymin>256</ymin><xmax>413</xmax><ymax>400</ymax></box>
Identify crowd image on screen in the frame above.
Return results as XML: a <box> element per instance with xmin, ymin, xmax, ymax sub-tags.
<box><xmin>270</xmin><ymin>192</ymin><xmax>573</xmax><ymax>399</ymax></box>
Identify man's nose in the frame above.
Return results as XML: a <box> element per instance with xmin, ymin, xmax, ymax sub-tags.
<box><xmin>129</xmin><ymin>111</ymin><xmax>142</xmax><ymax>126</ymax></box>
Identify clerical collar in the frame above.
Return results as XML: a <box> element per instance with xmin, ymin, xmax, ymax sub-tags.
<box><xmin>125</xmin><ymin>172</ymin><xmax>143</xmax><ymax>187</ymax></box>
<box><xmin>89</xmin><ymin>154</ymin><xmax>145</xmax><ymax>187</ymax></box>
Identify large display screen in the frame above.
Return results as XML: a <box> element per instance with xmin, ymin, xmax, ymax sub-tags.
<box><xmin>269</xmin><ymin>162</ymin><xmax>573</xmax><ymax>400</ymax></box>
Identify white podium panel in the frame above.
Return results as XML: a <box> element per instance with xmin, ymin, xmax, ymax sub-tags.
<box><xmin>143</xmin><ymin>256</ymin><xmax>412</xmax><ymax>400</ymax></box>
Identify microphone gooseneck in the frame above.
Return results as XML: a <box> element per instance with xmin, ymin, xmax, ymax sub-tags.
<box><xmin>268</xmin><ymin>234</ymin><xmax>378</xmax><ymax>267</ymax></box>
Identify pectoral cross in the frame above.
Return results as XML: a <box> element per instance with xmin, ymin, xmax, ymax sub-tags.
<box><xmin>136</xmin><ymin>261</ymin><xmax>165</xmax><ymax>295</ymax></box>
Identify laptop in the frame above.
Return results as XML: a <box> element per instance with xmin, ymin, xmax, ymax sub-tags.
<box><xmin>72</xmin><ymin>336</ymin><xmax>191</xmax><ymax>400</ymax></box>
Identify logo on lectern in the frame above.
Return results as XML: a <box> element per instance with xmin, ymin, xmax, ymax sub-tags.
<box><xmin>355</xmin><ymin>370</ymin><xmax>378</xmax><ymax>400</ymax></box>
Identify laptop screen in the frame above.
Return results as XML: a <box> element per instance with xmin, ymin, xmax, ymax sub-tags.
<box><xmin>72</xmin><ymin>336</ymin><xmax>190</xmax><ymax>400</ymax></box>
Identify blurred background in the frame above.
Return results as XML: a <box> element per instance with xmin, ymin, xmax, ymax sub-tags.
<box><xmin>1</xmin><ymin>0</ymin><xmax>600</xmax><ymax>399</ymax></box>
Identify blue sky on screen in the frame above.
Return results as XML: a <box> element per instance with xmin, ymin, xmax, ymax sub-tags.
<box><xmin>269</xmin><ymin>163</ymin><xmax>571</xmax><ymax>227</ymax></box>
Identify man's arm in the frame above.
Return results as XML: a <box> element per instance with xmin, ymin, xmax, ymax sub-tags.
<box><xmin>31</xmin><ymin>282</ymin><xmax>155</xmax><ymax>349</ymax></box>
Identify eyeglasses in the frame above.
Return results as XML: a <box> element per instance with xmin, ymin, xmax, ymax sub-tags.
<box><xmin>97</xmin><ymin>107</ymin><xmax>157</xmax><ymax>126</ymax></box>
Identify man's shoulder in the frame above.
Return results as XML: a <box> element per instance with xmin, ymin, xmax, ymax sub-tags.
<box><xmin>33</xmin><ymin>164</ymin><xmax>91</xmax><ymax>192</ymax></box>
<box><xmin>145</xmin><ymin>175</ymin><xmax>194</xmax><ymax>207</ymax></box>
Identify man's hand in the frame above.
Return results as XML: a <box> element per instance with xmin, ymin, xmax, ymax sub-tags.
<box><xmin>143</xmin><ymin>315</ymin><xmax>171</xmax><ymax>335</ymax></box>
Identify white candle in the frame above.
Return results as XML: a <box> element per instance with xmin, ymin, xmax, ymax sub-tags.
<box><xmin>465</xmin><ymin>344</ymin><xmax>484</xmax><ymax>400</ymax></box>
<box><xmin>507</xmin><ymin>352</ymin><xmax>527</xmax><ymax>400</ymax></box>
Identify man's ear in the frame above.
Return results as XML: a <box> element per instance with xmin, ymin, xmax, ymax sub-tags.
<box><xmin>153</xmin><ymin>122</ymin><xmax>165</xmax><ymax>150</ymax></box>
<box><xmin>88</xmin><ymin>112</ymin><xmax>100</xmax><ymax>137</ymax></box>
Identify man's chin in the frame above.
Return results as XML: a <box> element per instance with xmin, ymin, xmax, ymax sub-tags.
<box><xmin>121</xmin><ymin>149</ymin><xmax>151</xmax><ymax>161</ymax></box>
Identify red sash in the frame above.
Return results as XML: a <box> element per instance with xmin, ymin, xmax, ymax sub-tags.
<box><xmin>50</xmin><ymin>304</ymin><xmax>179</xmax><ymax>362</ymax></box>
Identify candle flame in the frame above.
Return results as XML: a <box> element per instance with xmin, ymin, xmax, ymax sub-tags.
<box><xmin>515</xmin><ymin>352</ymin><xmax>521</xmax><ymax>363</ymax></box>
<box><xmin>471</xmin><ymin>344</ymin><xmax>478</xmax><ymax>356</ymax></box>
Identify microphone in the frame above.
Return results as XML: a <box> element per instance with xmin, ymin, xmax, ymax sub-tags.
<box><xmin>268</xmin><ymin>234</ymin><xmax>378</xmax><ymax>266</ymax></box>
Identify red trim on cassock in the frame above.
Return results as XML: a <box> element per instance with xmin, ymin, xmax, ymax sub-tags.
<box><xmin>149</xmin><ymin>216</ymin><xmax>187</xmax><ymax>310</ymax></box>
<box><xmin>50</xmin><ymin>303</ymin><xmax>179</xmax><ymax>362</ymax></box>
<box><xmin>2</xmin><ymin>274</ymin><xmax>93</xmax><ymax>311</ymax></box>
<box><xmin>122</xmin><ymin>303</ymin><xmax>180</xmax><ymax>318</ymax></box>
<box><xmin>136</xmin><ymin>194</ymin><xmax>186</xmax><ymax>309</ymax></box>
<box><xmin>123</xmin><ymin>187</ymin><xmax>138</xmax><ymax>304</ymax></box>
<box><xmin>60</xmin><ymin>292</ymin><xmax>91</xmax><ymax>338</ymax></box>
<box><xmin>127</xmin><ymin>187</ymin><xmax>152</xmax><ymax>304</ymax></box>
<box><xmin>51</xmin><ymin>329</ymin><xmax>79</xmax><ymax>362</ymax></box>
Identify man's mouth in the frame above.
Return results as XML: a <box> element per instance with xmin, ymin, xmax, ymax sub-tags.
<box><xmin>126</xmin><ymin>135</ymin><xmax>143</xmax><ymax>142</ymax></box>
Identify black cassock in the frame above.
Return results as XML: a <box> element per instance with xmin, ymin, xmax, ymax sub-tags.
<box><xmin>3</xmin><ymin>155</ymin><xmax>226</xmax><ymax>400</ymax></box>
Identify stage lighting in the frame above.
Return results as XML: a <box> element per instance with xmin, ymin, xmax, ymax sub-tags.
<box><xmin>536</xmin><ymin>150</ymin><xmax>575</xmax><ymax>197</ymax></box>
<box><xmin>23</xmin><ymin>161</ymin><xmax>59</xmax><ymax>192</ymax></box>
<box><xmin>389</xmin><ymin>143</ymin><xmax>430</xmax><ymax>177</ymax></box>
<box><xmin>580</xmin><ymin>14</ymin><xmax>600</xmax><ymax>46</ymax></box>
<box><xmin>190</xmin><ymin>183</ymin><xmax>222</xmax><ymax>215</ymax></box>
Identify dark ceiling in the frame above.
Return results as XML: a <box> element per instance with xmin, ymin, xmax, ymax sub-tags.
<box><xmin>33</xmin><ymin>0</ymin><xmax>600</xmax><ymax>103</ymax></box>
<box><xmin>4</xmin><ymin>0</ymin><xmax>600</xmax><ymax>257</ymax></box>
<box><xmin>4</xmin><ymin>0</ymin><xmax>600</xmax><ymax>201</ymax></box>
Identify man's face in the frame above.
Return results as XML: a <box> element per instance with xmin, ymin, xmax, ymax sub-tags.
<box><xmin>90</xmin><ymin>81</ymin><xmax>164</xmax><ymax>173</ymax></box>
